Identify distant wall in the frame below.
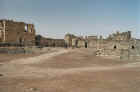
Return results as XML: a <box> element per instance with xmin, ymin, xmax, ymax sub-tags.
<box><xmin>35</xmin><ymin>36</ymin><xmax>66</xmax><ymax>47</ymax></box>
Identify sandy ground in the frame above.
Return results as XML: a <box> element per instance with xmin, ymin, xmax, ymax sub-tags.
<box><xmin>0</xmin><ymin>48</ymin><xmax>140</xmax><ymax>92</ymax></box>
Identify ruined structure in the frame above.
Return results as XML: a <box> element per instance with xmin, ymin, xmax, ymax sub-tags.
<box><xmin>64</xmin><ymin>34</ymin><xmax>87</xmax><ymax>48</ymax></box>
<box><xmin>96</xmin><ymin>31</ymin><xmax>140</xmax><ymax>60</ymax></box>
<box><xmin>64</xmin><ymin>34</ymin><xmax>77</xmax><ymax>47</ymax></box>
<box><xmin>0</xmin><ymin>19</ymin><xmax>36</xmax><ymax>46</ymax></box>
<box><xmin>86</xmin><ymin>36</ymin><xmax>98</xmax><ymax>48</ymax></box>
<box><xmin>96</xmin><ymin>31</ymin><xmax>134</xmax><ymax>50</ymax></box>
<box><xmin>107</xmin><ymin>31</ymin><xmax>131</xmax><ymax>41</ymax></box>
<box><xmin>72</xmin><ymin>37</ymin><xmax>86</xmax><ymax>48</ymax></box>
<box><xmin>36</xmin><ymin>35</ymin><xmax>65</xmax><ymax>47</ymax></box>
<box><xmin>64</xmin><ymin>31</ymin><xmax>140</xmax><ymax>60</ymax></box>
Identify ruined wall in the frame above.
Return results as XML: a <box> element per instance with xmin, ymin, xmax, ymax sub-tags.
<box><xmin>0</xmin><ymin>20</ymin><xmax>36</xmax><ymax>46</ymax></box>
<box><xmin>0</xmin><ymin>21</ymin><xmax>4</xmax><ymax>42</ymax></box>
<box><xmin>72</xmin><ymin>38</ymin><xmax>77</xmax><ymax>47</ymax></box>
<box><xmin>86</xmin><ymin>36</ymin><xmax>97</xmax><ymax>48</ymax></box>
<box><xmin>53</xmin><ymin>39</ymin><xmax>65</xmax><ymax>47</ymax></box>
<box><xmin>87</xmin><ymin>36</ymin><xmax>97</xmax><ymax>40</ymax></box>
<box><xmin>97</xmin><ymin>40</ymin><xmax>129</xmax><ymax>50</ymax></box>
<box><xmin>136</xmin><ymin>40</ymin><xmax>140</xmax><ymax>55</ymax></box>
<box><xmin>88</xmin><ymin>40</ymin><xmax>97</xmax><ymax>48</ymax></box>
<box><xmin>96</xmin><ymin>36</ymin><xmax>140</xmax><ymax>60</ymax></box>
<box><xmin>77</xmin><ymin>39</ymin><xmax>85</xmax><ymax>48</ymax></box>
<box><xmin>64</xmin><ymin>34</ymin><xmax>76</xmax><ymax>47</ymax></box>
<box><xmin>64</xmin><ymin>34</ymin><xmax>99</xmax><ymax>48</ymax></box>
<box><xmin>71</xmin><ymin>37</ymin><xmax>86</xmax><ymax>48</ymax></box>
<box><xmin>107</xmin><ymin>31</ymin><xmax>131</xmax><ymax>41</ymax></box>
<box><xmin>36</xmin><ymin>36</ymin><xmax>65</xmax><ymax>47</ymax></box>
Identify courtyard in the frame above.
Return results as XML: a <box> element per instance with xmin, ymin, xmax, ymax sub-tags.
<box><xmin>0</xmin><ymin>48</ymin><xmax>140</xmax><ymax>92</ymax></box>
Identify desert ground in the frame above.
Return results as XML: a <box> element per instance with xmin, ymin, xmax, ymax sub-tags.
<box><xmin>0</xmin><ymin>48</ymin><xmax>140</xmax><ymax>92</ymax></box>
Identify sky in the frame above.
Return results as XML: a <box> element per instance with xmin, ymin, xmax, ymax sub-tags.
<box><xmin>0</xmin><ymin>0</ymin><xmax>140</xmax><ymax>39</ymax></box>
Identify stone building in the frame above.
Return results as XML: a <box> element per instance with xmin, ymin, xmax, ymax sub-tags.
<box><xmin>0</xmin><ymin>19</ymin><xmax>36</xmax><ymax>46</ymax></box>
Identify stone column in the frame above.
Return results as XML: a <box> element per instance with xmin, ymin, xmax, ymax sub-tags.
<box><xmin>3</xmin><ymin>20</ymin><xmax>6</xmax><ymax>42</ymax></box>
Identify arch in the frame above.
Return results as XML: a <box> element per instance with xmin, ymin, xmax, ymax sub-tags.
<box><xmin>85</xmin><ymin>42</ymin><xmax>88</xmax><ymax>48</ymax></box>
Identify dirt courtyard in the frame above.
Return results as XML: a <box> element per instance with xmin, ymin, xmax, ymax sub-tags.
<box><xmin>0</xmin><ymin>48</ymin><xmax>140</xmax><ymax>92</ymax></box>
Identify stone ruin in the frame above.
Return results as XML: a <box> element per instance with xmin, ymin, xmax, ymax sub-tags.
<box><xmin>64</xmin><ymin>34</ymin><xmax>88</xmax><ymax>48</ymax></box>
<box><xmin>96</xmin><ymin>31</ymin><xmax>140</xmax><ymax>60</ymax></box>
<box><xmin>64</xmin><ymin>31</ymin><xmax>140</xmax><ymax>60</ymax></box>
<box><xmin>0</xmin><ymin>19</ymin><xmax>36</xmax><ymax>46</ymax></box>
<box><xmin>0</xmin><ymin>19</ymin><xmax>36</xmax><ymax>54</ymax></box>
<box><xmin>0</xmin><ymin>19</ymin><xmax>139</xmax><ymax>59</ymax></box>
<box><xmin>35</xmin><ymin>35</ymin><xmax>66</xmax><ymax>47</ymax></box>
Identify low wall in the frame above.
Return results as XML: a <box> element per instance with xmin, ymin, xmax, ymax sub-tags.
<box><xmin>0</xmin><ymin>47</ymin><xmax>64</xmax><ymax>54</ymax></box>
<box><xmin>0</xmin><ymin>47</ymin><xmax>43</xmax><ymax>54</ymax></box>
<box><xmin>120</xmin><ymin>49</ymin><xmax>140</xmax><ymax>60</ymax></box>
<box><xmin>96</xmin><ymin>48</ymin><xmax>140</xmax><ymax>61</ymax></box>
<box><xmin>0</xmin><ymin>47</ymin><xmax>26</xmax><ymax>54</ymax></box>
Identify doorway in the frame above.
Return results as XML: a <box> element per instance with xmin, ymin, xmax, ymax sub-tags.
<box><xmin>85</xmin><ymin>42</ymin><xmax>88</xmax><ymax>48</ymax></box>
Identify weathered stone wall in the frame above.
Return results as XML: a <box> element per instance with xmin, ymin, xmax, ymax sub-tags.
<box><xmin>107</xmin><ymin>31</ymin><xmax>131</xmax><ymax>41</ymax></box>
<box><xmin>0</xmin><ymin>20</ymin><xmax>36</xmax><ymax>46</ymax></box>
<box><xmin>136</xmin><ymin>40</ymin><xmax>140</xmax><ymax>55</ymax></box>
<box><xmin>120</xmin><ymin>49</ymin><xmax>140</xmax><ymax>60</ymax></box>
<box><xmin>77</xmin><ymin>39</ymin><xmax>85</xmax><ymax>48</ymax></box>
<box><xmin>53</xmin><ymin>39</ymin><xmax>65</xmax><ymax>47</ymax></box>
<box><xmin>72</xmin><ymin>38</ymin><xmax>77</xmax><ymax>47</ymax></box>
<box><xmin>97</xmin><ymin>40</ymin><xmax>130</xmax><ymax>50</ymax></box>
<box><xmin>95</xmin><ymin>31</ymin><xmax>140</xmax><ymax>60</ymax></box>
<box><xmin>87</xmin><ymin>40</ymin><xmax>97</xmax><ymax>48</ymax></box>
<box><xmin>64</xmin><ymin>34</ymin><xmax>76</xmax><ymax>47</ymax></box>
<box><xmin>36</xmin><ymin>36</ymin><xmax>65</xmax><ymax>47</ymax></box>
<box><xmin>0</xmin><ymin>20</ymin><xmax>5</xmax><ymax>41</ymax></box>
<box><xmin>96</xmin><ymin>39</ymin><xmax>140</xmax><ymax>60</ymax></box>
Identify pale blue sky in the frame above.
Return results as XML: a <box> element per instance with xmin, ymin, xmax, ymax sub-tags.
<box><xmin>0</xmin><ymin>0</ymin><xmax>140</xmax><ymax>38</ymax></box>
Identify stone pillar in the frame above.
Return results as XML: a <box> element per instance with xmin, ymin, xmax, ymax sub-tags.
<box><xmin>3</xmin><ymin>20</ymin><xmax>6</xmax><ymax>42</ymax></box>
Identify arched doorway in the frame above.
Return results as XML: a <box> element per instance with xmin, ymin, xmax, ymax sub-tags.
<box><xmin>85</xmin><ymin>42</ymin><xmax>88</xmax><ymax>48</ymax></box>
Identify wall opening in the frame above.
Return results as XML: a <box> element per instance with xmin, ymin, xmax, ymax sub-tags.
<box><xmin>85</xmin><ymin>42</ymin><xmax>88</xmax><ymax>48</ymax></box>
<box><xmin>114</xmin><ymin>45</ymin><xmax>117</xmax><ymax>49</ymax></box>
<box><xmin>24</xmin><ymin>25</ymin><xmax>28</xmax><ymax>32</ymax></box>
<box><xmin>131</xmin><ymin>45</ymin><xmax>135</xmax><ymax>49</ymax></box>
